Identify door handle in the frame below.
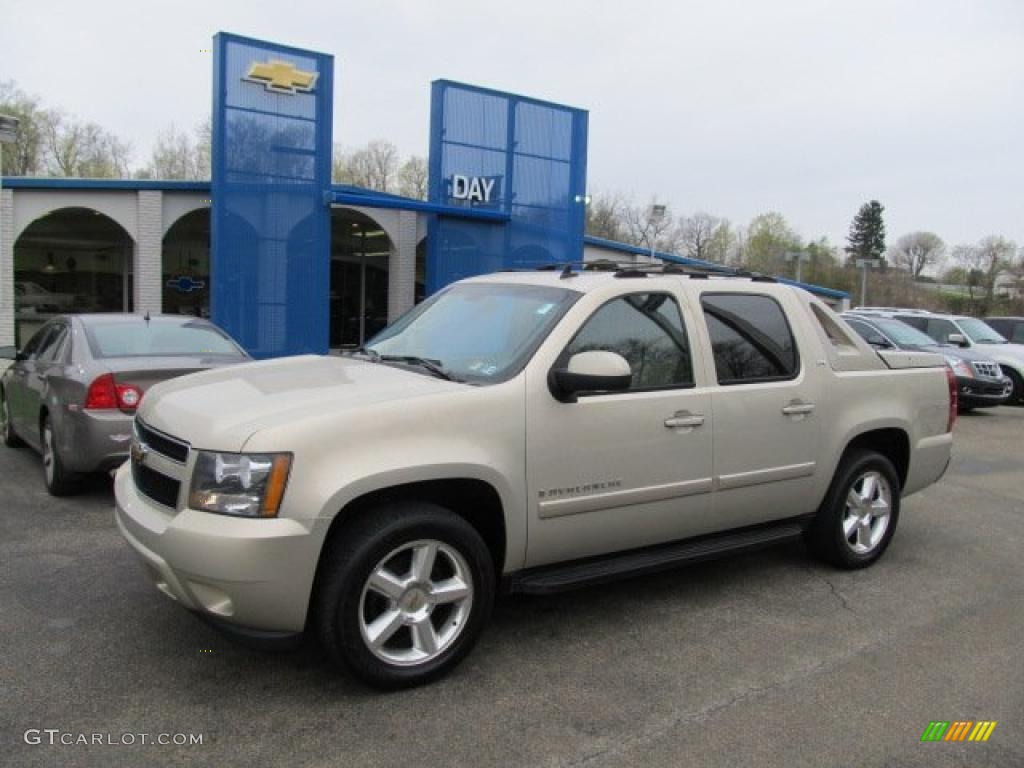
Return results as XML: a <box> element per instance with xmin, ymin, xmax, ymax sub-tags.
<box><xmin>664</xmin><ymin>411</ymin><xmax>705</xmax><ymax>429</ymax></box>
<box><xmin>781</xmin><ymin>402</ymin><xmax>815</xmax><ymax>416</ymax></box>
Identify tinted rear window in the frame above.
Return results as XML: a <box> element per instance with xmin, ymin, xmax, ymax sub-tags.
<box><xmin>84</xmin><ymin>321</ymin><xmax>245</xmax><ymax>359</ymax></box>
<box><xmin>701</xmin><ymin>293</ymin><xmax>799</xmax><ymax>384</ymax></box>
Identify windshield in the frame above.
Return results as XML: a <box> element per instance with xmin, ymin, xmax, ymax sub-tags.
<box><xmin>958</xmin><ymin>318</ymin><xmax>1007</xmax><ymax>344</ymax></box>
<box><xmin>365</xmin><ymin>282</ymin><xmax>580</xmax><ymax>384</ymax></box>
<box><xmin>872</xmin><ymin>318</ymin><xmax>939</xmax><ymax>347</ymax></box>
<box><xmin>85</xmin><ymin>320</ymin><xmax>247</xmax><ymax>359</ymax></box>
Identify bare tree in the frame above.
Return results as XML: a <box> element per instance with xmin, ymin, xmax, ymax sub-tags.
<box><xmin>704</xmin><ymin>220</ymin><xmax>737</xmax><ymax>264</ymax></box>
<box><xmin>42</xmin><ymin>110</ymin><xmax>131</xmax><ymax>177</ymax></box>
<box><xmin>889</xmin><ymin>231</ymin><xmax>945</xmax><ymax>279</ymax></box>
<box><xmin>334</xmin><ymin>140</ymin><xmax>400</xmax><ymax>192</ymax></box>
<box><xmin>952</xmin><ymin>236</ymin><xmax>1016</xmax><ymax>309</ymax></box>
<box><xmin>623</xmin><ymin>199</ymin><xmax>677</xmax><ymax>253</ymax></box>
<box><xmin>584</xmin><ymin>192</ymin><xmax>627</xmax><ymax>242</ymax></box>
<box><xmin>679</xmin><ymin>212</ymin><xmax>721</xmax><ymax>261</ymax></box>
<box><xmin>0</xmin><ymin>80</ymin><xmax>46</xmax><ymax>175</ymax></box>
<box><xmin>194</xmin><ymin>118</ymin><xmax>211</xmax><ymax>179</ymax></box>
<box><xmin>144</xmin><ymin>125</ymin><xmax>199</xmax><ymax>180</ymax></box>
<box><xmin>397</xmin><ymin>155</ymin><xmax>428</xmax><ymax>200</ymax></box>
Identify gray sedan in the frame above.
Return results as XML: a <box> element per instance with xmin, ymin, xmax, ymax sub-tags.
<box><xmin>0</xmin><ymin>314</ymin><xmax>249</xmax><ymax>495</ymax></box>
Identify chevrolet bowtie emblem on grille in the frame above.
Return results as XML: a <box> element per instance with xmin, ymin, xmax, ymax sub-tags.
<box><xmin>131</xmin><ymin>441</ymin><xmax>150</xmax><ymax>466</ymax></box>
<box><xmin>243</xmin><ymin>59</ymin><xmax>318</xmax><ymax>95</ymax></box>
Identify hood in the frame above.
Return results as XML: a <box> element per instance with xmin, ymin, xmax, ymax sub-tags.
<box><xmin>916</xmin><ymin>344</ymin><xmax>995</xmax><ymax>364</ymax></box>
<box><xmin>972</xmin><ymin>341</ymin><xmax>1024</xmax><ymax>364</ymax></box>
<box><xmin>137</xmin><ymin>355</ymin><xmax>459</xmax><ymax>451</ymax></box>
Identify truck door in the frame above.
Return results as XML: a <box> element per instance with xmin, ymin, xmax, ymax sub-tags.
<box><xmin>698</xmin><ymin>291</ymin><xmax>821</xmax><ymax>528</ymax></box>
<box><xmin>524</xmin><ymin>289</ymin><xmax>715</xmax><ymax>567</ymax></box>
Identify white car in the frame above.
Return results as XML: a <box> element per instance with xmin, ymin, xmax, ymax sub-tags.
<box><xmin>14</xmin><ymin>281</ymin><xmax>77</xmax><ymax>312</ymax></box>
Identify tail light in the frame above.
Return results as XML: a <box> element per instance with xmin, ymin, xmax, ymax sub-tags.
<box><xmin>945</xmin><ymin>366</ymin><xmax>958</xmax><ymax>432</ymax></box>
<box><xmin>84</xmin><ymin>374</ymin><xmax>142</xmax><ymax>411</ymax></box>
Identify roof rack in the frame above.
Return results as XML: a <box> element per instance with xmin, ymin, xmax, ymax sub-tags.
<box><xmin>497</xmin><ymin>259</ymin><xmax>778</xmax><ymax>283</ymax></box>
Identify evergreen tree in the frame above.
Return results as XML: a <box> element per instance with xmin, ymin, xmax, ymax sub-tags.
<box><xmin>845</xmin><ymin>200</ymin><xmax>886</xmax><ymax>262</ymax></box>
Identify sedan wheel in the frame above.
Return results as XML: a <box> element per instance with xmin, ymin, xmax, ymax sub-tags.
<box><xmin>41</xmin><ymin>415</ymin><xmax>77</xmax><ymax>496</ymax></box>
<box><xmin>1</xmin><ymin>391</ymin><xmax>22</xmax><ymax>448</ymax></box>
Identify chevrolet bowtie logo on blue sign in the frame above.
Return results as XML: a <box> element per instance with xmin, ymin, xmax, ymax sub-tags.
<box><xmin>243</xmin><ymin>59</ymin><xmax>318</xmax><ymax>95</ymax></box>
<box><xmin>166</xmin><ymin>276</ymin><xmax>206</xmax><ymax>294</ymax></box>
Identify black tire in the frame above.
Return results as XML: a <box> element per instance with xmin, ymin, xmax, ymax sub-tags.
<box><xmin>316</xmin><ymin>502</ymin><xmax>495</xmax><ymax>689</ymax></box>
<box><xmin>805</xmin><ymin>450</ymin><xmax>901</xmax><ymax>569</ymax></box>
<box><xmin>1001</xmin><ymin>366</ymin><xmax>1024</xmax><ymax>406</ymax></box>
<box><xmin>1</xmin><ymin>388</ymin><xmax>23</xmax><ymax>448</ymax></box>
<box><xmin>41</xmin><ymin>414</ymin><xmax>78</xmax><ymax>496</ymax></box>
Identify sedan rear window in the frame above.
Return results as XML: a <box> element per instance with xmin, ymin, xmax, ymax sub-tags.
<box><xmin>84</xmin><ymin>321</ymin><xmax>245</xmax><ymax>359</ymax></box>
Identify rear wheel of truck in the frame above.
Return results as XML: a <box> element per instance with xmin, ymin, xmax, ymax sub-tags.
<box><xmin>805</xmin><ymin>450</ymin><xmax>900</xmax><ymax>569</ymax></box>
<box><xmin>316</xmin><ymin>502</ymin><xmax>494</xmax><ymax>689</ymax></box>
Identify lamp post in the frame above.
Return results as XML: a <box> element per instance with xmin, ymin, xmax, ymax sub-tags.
<box><xmin>784</xmin><ymin>251</ymin><xmax>810</xmax><ymax>283</ymax></box>
<box><xmin>648</xmin><ymin>204</ymin><xmax>666</xmax><ymax>262</ymax></box>
<box><xmin>0</xmin><ymin>115</ymin><xmax>21</xmax><ymax>348</ymax></box>
<box><xmin>855</xmin><ymin>258</ymin><xmax>877</xmax><ymax>307</ymax></box>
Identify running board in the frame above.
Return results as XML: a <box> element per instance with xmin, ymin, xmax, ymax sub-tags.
<box><xmin>508</xmin><ymin>522</ymin><xmax>806</xmax><ymax>595</ymax></box>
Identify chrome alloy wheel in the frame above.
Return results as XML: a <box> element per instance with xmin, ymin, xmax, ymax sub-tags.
<box><xmin>358</xmin><ymin>540</ymin><xmax>473</xmax><ymax>666</ymax></box>
<box><xmin>842</xmin><ymin>470</ymin><xmax>891</xmax><ymax>554</ymax></box>
<box><xmin>42</xmin><ymin>421</ymin><xmax>55</xmax><ymax>486</ymax></box>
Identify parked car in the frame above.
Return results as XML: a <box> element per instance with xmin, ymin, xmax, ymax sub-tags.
<box><xmin>984</xmin><ymin>317</ymin><xmax>1024</xmax><ymax>345</ymax></box>
<box><xmin>0</xmin><ymin>314</ymin><xmax>250</xmax><ymax>495</ymax></box>
<box><xmin>14</xmin><ymin>281</ymin><xmax>77</xmax><ymax>312</ymax></box>
<box><xmin>841</xmin><ymin>313</ymin><xmax>1012</xmax><ymax>411</ymax></box>
<box><xmin>848</xmin><ymin>309</ymin><xmax>1024</xmax><ymax>405</ymax></box>
<box><xmin>115</xmin><ymin>267</ymin><xmax>953</xmax><ymax>688</ymax></box>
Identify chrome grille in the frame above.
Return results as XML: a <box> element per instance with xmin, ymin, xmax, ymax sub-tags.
<box><xmin>972</xmin><ymin>361</ymin><xmax>1001</xmax><ymax>379</ymax></box>
<box><xmin>134</xmin><ymin>419</ymin><xmax>190</xmax><ymax>463</ymax></box>
<box><xmin>132</xmin><ymin>418</ymin><xmax>190</xmax><ymax>508</ymax></box>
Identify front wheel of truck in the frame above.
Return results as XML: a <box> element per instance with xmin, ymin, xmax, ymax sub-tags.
<box><xmin>805</xmin><ymin>450</ymin><xmax>901</xmax><ymax>569</ymax></box>
<box><xmin>316</xmin><ymin>502</ymin><xmax>495</xmax><ymax>689</ymax></box>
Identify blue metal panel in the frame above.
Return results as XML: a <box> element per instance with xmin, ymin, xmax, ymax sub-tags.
<box><xmin>211</xmin><ymin>32</ymin><xmax>333</xmax><ymax>358</ymax></box>
<box><xmin>427</xmin><ymin>80</ymin><xmax>589</xmax><ymax>294</ymax></box>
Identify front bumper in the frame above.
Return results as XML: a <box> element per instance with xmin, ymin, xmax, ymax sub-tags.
<box><xmin>956</xmin><ymin>375</ymin><xmax>1013</xmax><ymax>408</ymax></box>
<box><xmin>113</xmin><ymin>463</ymin><xmax>321</xmax><ymax>634</ymax></box>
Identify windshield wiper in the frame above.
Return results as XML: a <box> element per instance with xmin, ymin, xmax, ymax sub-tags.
<box><xmin>380</xmin><ymin>355</ymin><xmax>462</xmax><ymax>382</ymax></box>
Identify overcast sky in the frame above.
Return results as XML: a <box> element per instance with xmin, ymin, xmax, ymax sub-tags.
<box><xmin>2</xmin><ymin>0</ymin><xmax>1022</xmax><ymax>248</ymax></box>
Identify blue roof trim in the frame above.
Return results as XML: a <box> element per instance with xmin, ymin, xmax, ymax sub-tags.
<box><xmin>1</xmin><ymin>177</ymin><xmax>211</xmax><ymax>191</ymax></box>
<box><xmin>584</xmin><ymin>235</ymin><xmax>850</xmax><ymax>299</ymax></box>
<box><xmin>329</xmin><ymin>190</ymin><xmax>510</xmax><ymax>222</ymax></box>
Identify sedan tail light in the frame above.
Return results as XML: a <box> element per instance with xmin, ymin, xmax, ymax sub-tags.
<box><xmin>84</xmin><ymin>374</ymin><xmax>143</xmax><ymax>411</ymax></box>
<box><xmin>945</xmin><ymin>366</ymin><xmax>958</xmax><ymax>432</ymax></box>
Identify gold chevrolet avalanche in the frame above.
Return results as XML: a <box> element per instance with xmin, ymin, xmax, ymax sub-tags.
<box><xmin>115</xmin><ymin>266</ymin><xmax>954</xmax><ymax>688</ymax></box>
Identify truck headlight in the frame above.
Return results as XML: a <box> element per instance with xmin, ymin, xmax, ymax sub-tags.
<box><xmin>188</xmin><ymin>451</ymin><xmax>292</xmax><ymax>518</ymax></box>
<box><xmin>944</xmin><ymin>357</ymin><xmax>973</xmax><ymax>379</ymax></box>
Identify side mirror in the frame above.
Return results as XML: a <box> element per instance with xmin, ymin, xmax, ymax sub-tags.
<box><xmin>550</xmin><ymin>350</ymin><xmax>632</xmax><ymax>403</ymax></box>
<box><xmin>866</xmin><ymin>334</ymin><xmax>893</xmax><ymax>349</ymax></box>
<box><xmin>0</xmin><ymin>345</ymin><xmax>23</xmax><ymax>361</ymax></box>
<box><xmin>947</xmin><ymin>333</ymin><xmax>969</xmax><ymax>347</ymax></box>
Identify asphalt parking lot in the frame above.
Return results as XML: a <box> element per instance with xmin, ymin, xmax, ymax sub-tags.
<box><xmin>2</xmin><ymin>410</ymin><xmax>1022</xmax><ymax>768</ymax></box>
